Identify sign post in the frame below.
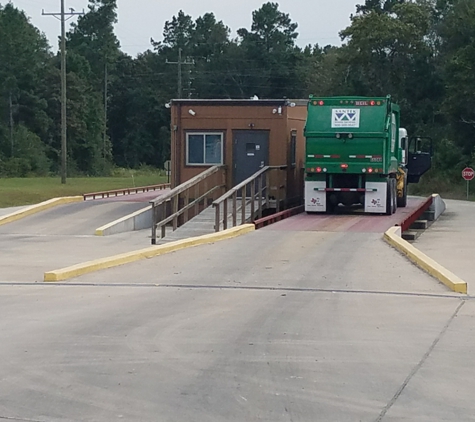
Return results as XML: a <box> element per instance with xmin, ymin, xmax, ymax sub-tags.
<box><xmin>462</xmin><ymin>167</ymin><xmax>475</xmax><ymax>200</ymax></box>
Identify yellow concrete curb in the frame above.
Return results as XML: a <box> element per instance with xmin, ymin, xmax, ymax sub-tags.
<box><xmin>0</xmin><ymin>196</ymin><xmax>83</xmax><ymax>227</ymax></box>
<box><xmin>44</xmin><ymin>224</ymin><xmax>256</xmax><ymax>282</ymax></box>
<box><xmin>384</xmin><ymin>226</ymin><xmax>467</xmax><ymax>294</ymax></box>
<box><xmin>95</xmin><ymin>205</ymin><xmax>151</xmax><ymax>236</ymax></box>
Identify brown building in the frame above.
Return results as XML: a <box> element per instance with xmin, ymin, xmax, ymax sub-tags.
<box><xmin>169</xmin><ymin>98</ymin><xmax>308</xmax><ymax>205</ymax></box>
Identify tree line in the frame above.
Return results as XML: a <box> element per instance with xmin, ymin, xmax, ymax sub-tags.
<box><xmin>0</xmin><ymin>0</ymin><xmax>473</xmax><ymax>184</ymax></box>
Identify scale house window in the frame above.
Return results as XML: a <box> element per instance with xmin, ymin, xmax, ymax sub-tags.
<box><xmin>186</xmin><ymin>133</ymin><xmax>223</xmax><ymax>166</ymax></box>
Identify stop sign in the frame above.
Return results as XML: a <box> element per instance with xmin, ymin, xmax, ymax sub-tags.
<box><xmin>462</xmin><ymin>167</ymin><xmax>475</xmax><ymax>181</ymax></box>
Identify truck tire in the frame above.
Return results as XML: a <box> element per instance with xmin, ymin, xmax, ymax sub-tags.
<box><xmin>386</xmin><ymin>178</ymin><xmax>397</xmax><ymax>215</ymax></box>
<box><xmin>326</xmin><ymin>202</ymin><xmax>336</xmax><ymax>214</ymax></box>
<box><xmin>392</xmin><ymin>178</ymin><xmax>397</xmax><ymax>214</ymax></box>
<box><xmin>397</xmin><ymin>172</ymin><xmax>408</xmax><ymax>208</ymax></box>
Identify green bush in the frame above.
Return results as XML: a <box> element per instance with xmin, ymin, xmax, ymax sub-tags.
<box><xmin>0</xmin><ymin>125</ymin><xmax>52</xmax><ymax>177</ymax></box>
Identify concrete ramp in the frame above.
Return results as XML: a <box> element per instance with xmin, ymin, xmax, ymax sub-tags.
<box><xmin>0</xmin><ymin>201</ymin><xmax>149</xmax><ymax>236</ymax></box>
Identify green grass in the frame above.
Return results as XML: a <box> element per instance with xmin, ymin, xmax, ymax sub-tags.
<box><xmin>408</xmin><ymin>178</ymin><xmax>475</xmax><ymax>201</ymax></box>
<box><xmin>0</xmin><ymin>174</ymin><xmax>168</xmax><ymax>208</ymax></box>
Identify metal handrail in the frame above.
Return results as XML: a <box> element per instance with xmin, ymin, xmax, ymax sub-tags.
<box><xmin>150</xmin><ymin>166</ymin><xmax>223</xmax><ymax>206</ymax></box>
<box><xmin>150</xmin><ymin>165</ymin><xmax>226</xmax><ymax>244</ymax></box>
<box><xmin>212</xmin><ymin>165</ymin><xmax>287</xmax><ymax>232</ymax></box>
<box><xmin>84</xmin><ymin>183</ymin><xmax>170</xmax><ymax>200</ymax></box>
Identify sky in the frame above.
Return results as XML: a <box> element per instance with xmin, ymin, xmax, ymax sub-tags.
<box><xmin>9</xmin><ymin>0</ymin><xmax>361</xmax><ymax>56</ymax></box>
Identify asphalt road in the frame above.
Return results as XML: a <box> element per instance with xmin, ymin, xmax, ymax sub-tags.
<box><xmin>1</xmin><ymin>221</ymin><xmax>474</xmax><ymax>421</ymax></box>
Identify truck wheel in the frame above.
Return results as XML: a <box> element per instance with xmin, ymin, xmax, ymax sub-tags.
<box><xmin>326</xmin><ymin>202</ymin><xmax>336</xmax><ymax>214</ymax></box>
<box><xmin>386</xmin><ymin>179</ymin><xmax>393</xmax><ymax>215</ymax></box>
<box><xmin>397</xmin><ymin>173</ymin><xmax>408</xmax><ymax>208</ymax></box>
<box><xmin>392</xmin><ymin>178</ymin><xmax>397</xmax><ymax>214</ymax></box>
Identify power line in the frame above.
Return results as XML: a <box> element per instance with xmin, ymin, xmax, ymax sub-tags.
<box><xmin>42</xmin><ymin>1</ymin><xmax>83</xmax><ymax>184</ymax></box>
<box><xmin>166</xmin><ymin>48</ymin><xmax>194</xmax><ymax>98</ymax></box>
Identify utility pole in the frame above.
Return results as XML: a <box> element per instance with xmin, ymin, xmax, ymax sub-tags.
<box><xmin>103</xmin><ymin>61</ymin><xmax>108</xmax><ymax>171</ymax></box>
<box><xmin>43</xmin><ymin>2</ymin><xmax>84</xmax><ymax>184</ymax></box>
<box><xmin>9</xmin><ymin>91</ymin><xmax>13</xmax><ymax>157</ymax></box>
<box><xmin>166</xmin><ymin>48</ymin><xmax>194</xmax><ymax>98</ymax></box>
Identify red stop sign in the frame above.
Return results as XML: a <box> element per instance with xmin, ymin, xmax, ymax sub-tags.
<box><xmin>462</xmin><ymin>167</ymin><xmax>475</xmax><ymax>181</ymax></box>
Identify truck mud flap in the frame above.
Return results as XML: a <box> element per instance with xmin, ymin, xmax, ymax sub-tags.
<box><xmin>305</xmin><ymin>181</ymin><xmax>326</xmax><ymax>212</ymax></box>
<box><xmin>364</xmin><ymin>182</ymin><xmax>387</xmax><ymax>213</ymax></box>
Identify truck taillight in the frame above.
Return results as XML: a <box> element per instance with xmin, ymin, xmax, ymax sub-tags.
<box><xmin>368</xmin><ymin>168</ymin><xmax>373</xmax><ymax>173</ymax></box>
<box><xmin>316</xmin><ymin>167</ymin><xmax>322</xmax><ymax>173</ymax></box>
<box><xmin>341</xmin><ymin>164</ymin><xmax>348</xmax><ymax>169</ymax></box>
<box><xmin>318</xmin><ymin>100</ymin><xmax>324</xmax><ymax>106</ymax></box>
<box><xmin>370</xmin><ymin>100</ymin><xmax>376</xmax><ymax>106</ymax></box>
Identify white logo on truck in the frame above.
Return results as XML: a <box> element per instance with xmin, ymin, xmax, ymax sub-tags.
<box><xmin>332</xmin><ymin>109</ymin><xmax>360</xmax><ymax>128</ymax></box>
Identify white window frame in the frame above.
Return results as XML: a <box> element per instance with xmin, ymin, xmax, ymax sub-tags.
<box><xmin>186</xmin><ymin>132</ymin><xmax>224</xmax><ymax>166</ymax></box>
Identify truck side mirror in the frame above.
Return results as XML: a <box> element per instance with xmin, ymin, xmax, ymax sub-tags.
<box><xmin>401</xmin><ymin>137</ymin><xmax>407</xmax><ymax>149</ymax></box>
<box><xmin>416</xmin><ymin>138</ymin><xmax>422</xmax><ymax>152</ymax></box>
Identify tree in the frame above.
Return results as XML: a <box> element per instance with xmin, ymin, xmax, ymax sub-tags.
<box><xmin>438</xmin><ymin>0</ymin><xmax>475</xmax><ymax>157</ymax></box>
<box><xmin>0</xmin><ymin>3</ymin><xmax>53</xmax><ymax>173</ymax></box>
<box><xmin>339</xmin><ymin>1</ymin><xmax>443</xmax><ymax>134</ymax></box>
<box><xmin>356</xmin><ymin>0</ymin><xmax>407</xmax><ymax>14</ymax></box>
<box><xmin>188</xmin><ymin>13</ymin><xmax>233</xmax><ymax>98</ymax></box>
<box><xmin>108</xmin><ymin>52</ymin><xmax>171</xmax><ymax>168</ymax></box>
<box><xmin>67</xmin><ymin>0</ymin><xmax>121</xmax><ymax>173</ymax></box>
<box><xmin>237</xmin><ymin>2</ymin><xmax>303</xmax><ymax>98</ymax></box>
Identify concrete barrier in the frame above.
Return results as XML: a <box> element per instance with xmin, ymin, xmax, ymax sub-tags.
<box><xmin>0</xmin><ymin>196</ymin><xmax>83</xmax><ymax>227</ymax></box>
<box><xmin>95</xmin><ymin>205</ymin><xmax>152</xmax><ymax>236</ymax></box>
<box><xmin>384</xmin><ymin>226</ymin><xmax>467</xmax><ymax>294</ymax></box>
<box><xmin>45</xmin><ymin>224</ymin><xmax>256</xmax><ymax>281</ymax></box>
<box><xmin>430</xmin><ymin>193</ymin><xmax>446</xmax><ymax>221</ymax></box>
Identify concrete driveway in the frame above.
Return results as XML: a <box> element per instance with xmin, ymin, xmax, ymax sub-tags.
<box><xmin>1</xmin><ymin>220</ymin><xmax>473</xmax><ymax>421</ymax></box>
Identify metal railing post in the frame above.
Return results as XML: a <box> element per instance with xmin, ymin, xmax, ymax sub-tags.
<box><xmin>184</xmin><ymin>189</ymin><xmax>189</xmax><ymax>224</ymax></box>
<box><xmin>215</xmin><ymin>204</ymin><xmax>220</xmax><ymax>232</ymax></box>
<box><xmin>266</xmin><ymin>171</ymin><xmax>270</xmax><ymax>209</ymax></box>
<box><xmin>258</xmin><ymin>176</ymin><xmax>263</xmax><ymax>219</ymax></box>
<box><xmin>172</xmin><ymin>196</ymin><xmax>178</xmax><ymax>231</ymax></box>
<box><xmin>151</xmin><ymin>203</ymin><xmax>157</xmax><ymax>245</ymax></box>
<box><xmin>232</xmin><ymin>191</ymin><xmax>237</xmax><ymax>227</ymax></box>
<box><xmin>194</xmin><ymin>183</ymin><xmax>199</xmax><ymax>216</ymax></box>
<box><xmin>223</xmin><ymin>198</ymin><xmax>228</xmax><ymax>230</ymax></box>
<box><xmin>250</xmin><ymin>180</ymin><xmax>255</xmax><ymax>220</ymax></box>
<box><xmin>241</xmin><ymin>186</ymin><xmax>246</xmax><ymax>224</ymax></box>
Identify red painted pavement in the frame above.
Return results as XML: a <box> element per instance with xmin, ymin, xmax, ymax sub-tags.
<box><xmin>262</xmin><ymin>197</ymin><xmax>426</xmax><ymax>233</ymax></box>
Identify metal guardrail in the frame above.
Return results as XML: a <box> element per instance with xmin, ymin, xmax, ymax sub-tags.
<box><xmin>397</xmin><ymin>196</ymin><xmax>433</xmax><ymax>232</ymax></box>
<box><xmin>254</xmin><ymin>205</ymin><xmax>304</xmax><ymax>229</ymax></box>
<box><xmin>83</xmin><ymin>183</ymin><xmax>170</xmax><ymax>200</ymax></box>
<box><xmin>150</xmin><ymin>166</ymin><xmax>226</xmax><ymax>244</ymax></box>
<box><xmin>212</xmin><ymin>166</ymin><xmax>287</xmax><ymax>232</ymax></box>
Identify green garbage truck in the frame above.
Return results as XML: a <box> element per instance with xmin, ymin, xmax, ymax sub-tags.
<box><xmin>304</xmin><ymin>95</ymin><xmax>432</xmax><ymax>214</ymax></box>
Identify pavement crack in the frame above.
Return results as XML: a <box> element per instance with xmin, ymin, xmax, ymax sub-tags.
<box><xmin>0</xmin><ymin>416</ymin><xmax>46</xmax><ymax>422</ymax></box>
<box><xmin>374</xmin><ymin>300</ymin><xmax>465</xmax><ymax>422</ymax></box>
